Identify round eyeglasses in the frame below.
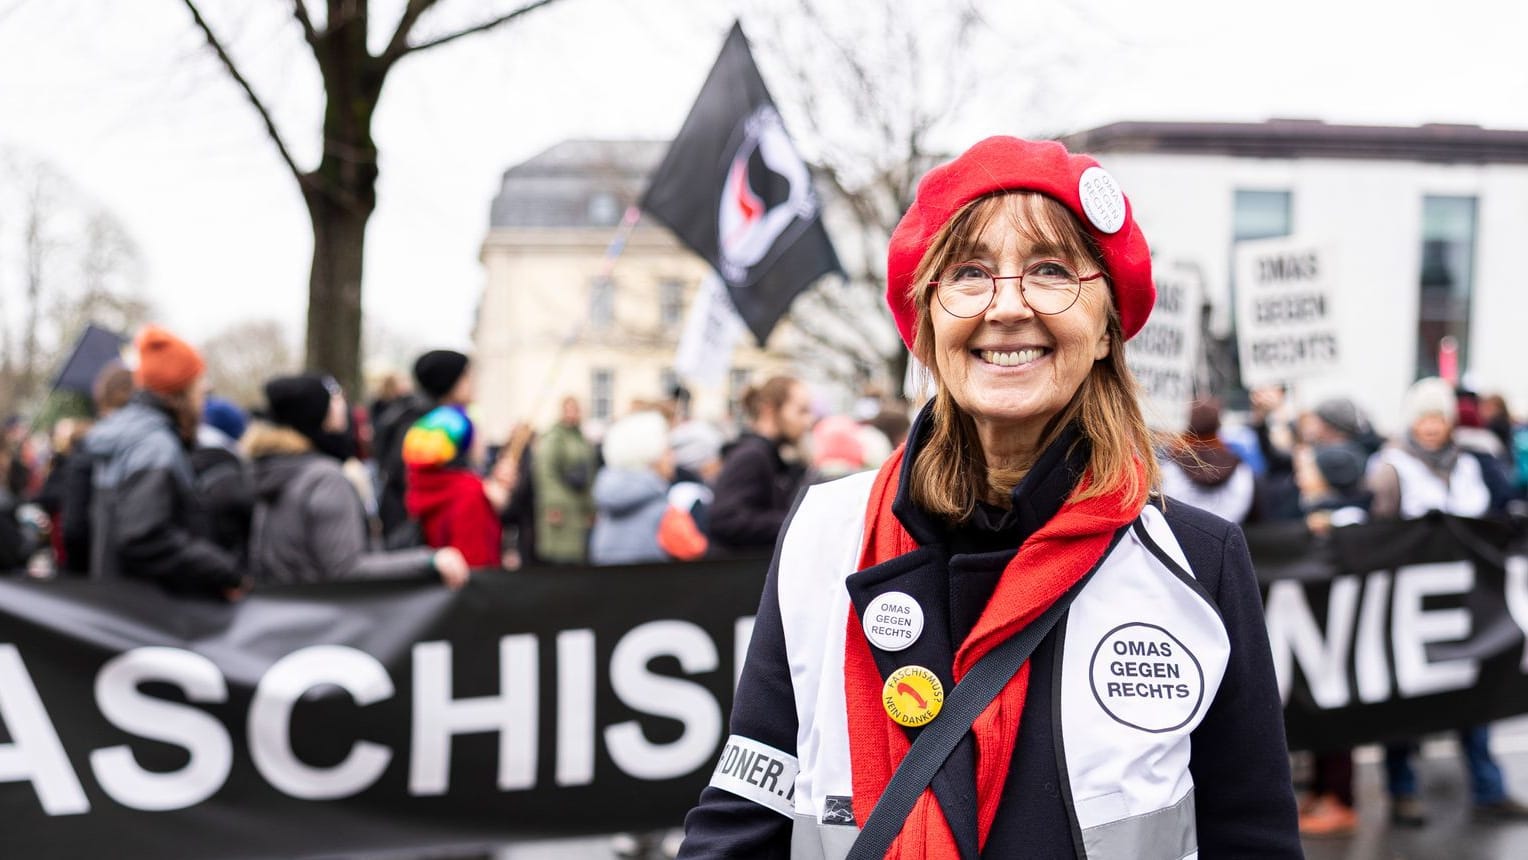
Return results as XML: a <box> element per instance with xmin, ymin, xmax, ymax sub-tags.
<box><xmin>929</xmin><ymin>260</ymin><xmax>1105</xmax><ymax>318</ymax></box>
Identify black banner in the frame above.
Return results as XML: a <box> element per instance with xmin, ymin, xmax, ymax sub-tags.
<box><xmin>639</xmin><ymin>22</ymin><xmax>843</xmax><ymax>346</ymax></box>
<box><xmin>1253</xmin><ymin>513</ymin><xmax>1528</xmax><ymax>752</ymax></box>
<box><xmin>0</xmin><ymin>560</ymin><xmax>763</xmax><ymax>859</ymax></box>
<box><xmin>3</xmin><ymin>517</ymin><xmax>1528</xmax><ymax>857</ymax></box>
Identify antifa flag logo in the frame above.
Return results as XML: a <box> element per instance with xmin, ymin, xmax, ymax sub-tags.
<box><xmin>640</xmin><ymin>22</ymin><xmax>842</xmax><ymax>346</ymax></box>
<box><xmin>716</xmin><ymin>106</ymin><xmax>818</xmax><ymax>284</ymax></box>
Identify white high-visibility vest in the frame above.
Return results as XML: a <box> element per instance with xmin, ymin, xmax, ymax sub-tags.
<box><xmin>1372</xmin><ymin>447</ymin><xmax>1490</xmax><ymax>519</ymax></box>
<box><xmin>712</xmin><ymin>471</ymin><xmax>1232</xmax><ymax>860</ymax></box>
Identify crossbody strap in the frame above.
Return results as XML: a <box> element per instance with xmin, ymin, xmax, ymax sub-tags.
<box><xmin>847</xmin><ymin>529</ymin><xmax>1120</xmax><ymax>859</ymax></box>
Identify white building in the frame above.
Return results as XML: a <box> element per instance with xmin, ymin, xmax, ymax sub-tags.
<box><xmin>1063</xmin><ymin>119</ymin><xmax>1528</xmax><ymax>433</ymax></box>
<box><xmin>473</xmin><ymin>140</ymin><xmax>796</xmax><ymax>442</ymax></box>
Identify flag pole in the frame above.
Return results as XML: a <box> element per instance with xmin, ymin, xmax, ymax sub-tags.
<box><xmin>525</xmin><ymin>205</ymin><xmax>643</xmax><ymax>422</ymax></box>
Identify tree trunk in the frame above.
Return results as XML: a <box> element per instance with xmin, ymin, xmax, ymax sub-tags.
<box><xmin>303</xmin><ymin>186</ymin><xmax>372</xmax><ymax>395</ymax></box>
<box><xmin>302</xmin><ymin>10</ymin><xmax>382</xmax><ymax>397</ymax></box>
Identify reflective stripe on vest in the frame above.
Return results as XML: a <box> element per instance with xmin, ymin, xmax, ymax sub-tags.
<box><xmin>753</xmin><ymin>475</ymin><xmax>1229</xmax><ymax>860</ymax></box>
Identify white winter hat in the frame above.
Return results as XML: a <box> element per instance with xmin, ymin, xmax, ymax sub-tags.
<box><xmin>601</xmin><ymin>411</ymin><xmax>670</xmax><ymax>470</ymax></box>
<box><xmin>1401</xmin><ymin>376</ymin><xmax>1457</xmax><ymax>428</ymax></box>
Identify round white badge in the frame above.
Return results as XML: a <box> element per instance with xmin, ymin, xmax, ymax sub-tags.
<box><xmin>1088</xmin><ymin>622</ymin><xmax>1205</xmax><ymax>733</ymax></box>
<box><xmin>1077</xmin><ymin>166</ymin><xmax>1126</xmax><ymax>234</ymax></box>
<box><xmin>862</xmin><ymin>591</ymin><xmax>924</xmax><ymax>652</ymax></box>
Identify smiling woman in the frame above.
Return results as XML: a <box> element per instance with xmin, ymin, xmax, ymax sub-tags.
<box><xmin>679</xmin><ymin>137</ymin><xmax>1302</xmax><ymax>860</ymax></box>
<box><xmin>908</xmin><ymin>191</ymin><xmax>1140</xmax><ymax>516</ymax></box>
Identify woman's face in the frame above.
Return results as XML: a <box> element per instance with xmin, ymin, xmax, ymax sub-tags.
<box><xmin>1411</xmin><ymin>412</ymin><xmax>1452</xmax><ymax>451</ymax></box>
<box><xmin>928</xmin><ymin>207</ymin><xmax>1111</xmax><ymax>448</ymax></box>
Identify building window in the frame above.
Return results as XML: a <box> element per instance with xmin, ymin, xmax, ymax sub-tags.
<box><xmin>1233</xmin><ymin>190</ymin><xmax>1293</xmax><ymax>242</ymax></box>
<box><xmin>1417</xmin><ymin>196</ymin><xmax>1477</xmax><ymax>379</ymax></box>
<box><xmin>591</xmin><ymin>368</ymin><xmax>615</xmax><ymax>422</ymax></box>
<box><xmin>659</xmin><ymin>279</ymin><xmax>685</xmax><ymax>327</ymax></box>
<box><xmin>588</xmin><ymin>192</ymin><xmax>620</xmax><ymax>226</ymax></box>
<box><xmin>589</xmin><ymin>277</ymin><xmax>614</xmax><ymax>330</ymax></box>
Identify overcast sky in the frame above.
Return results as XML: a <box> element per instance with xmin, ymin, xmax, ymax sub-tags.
<box><xmin>2</xmin><ymin>0</ymin><xmax>1525</xmax><ymax>367</ymax></box>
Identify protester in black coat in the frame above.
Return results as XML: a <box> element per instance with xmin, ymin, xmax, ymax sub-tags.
<box><xmin>83</xmin><ymin>327</ymin><xmax>243</xmax><ymax>598</ymax></box>
<box><xmin>0</xmin><ymin>448</ymin><xmax>34</xmax><ymax>572</ymax></box>
<box><xmin>57</xmin><ymin>363</ymin><xmax>137</xmax><ymax>576</ymax></box>
<box><xmin>707</xmin><ymin>377</ymin><xmax>812</xmax><ymax>555</ymax></box>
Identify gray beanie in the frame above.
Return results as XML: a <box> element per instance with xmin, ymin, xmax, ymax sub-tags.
<box><xmin>669</xmin><ymin>420</ymin><xmax>724</xmax><ymax>473</ymax></box>
<box><xmin>1313</xmin><ymin>397</ymin><xmax>1365</xmax><ymax>440</ymax></box>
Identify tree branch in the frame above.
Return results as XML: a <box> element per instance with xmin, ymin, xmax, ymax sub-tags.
<box><xmin>291</xmin><ymin>0</ymin><xmax>319</xmax><ymax>47</ymax></box>
<box><xmin>390</xmin><ymin>0</ymin><xmax>558</xmax><ymax>62</ymax></box>
<box><xmin>382</xmin><ymin>0</ymin><xmax>438</xmax><ymax>62</ymax></box>
<box><xmin>179</xmin><ymin>0</ymin><xmax>306</xmax><ymax>185</ymax></box>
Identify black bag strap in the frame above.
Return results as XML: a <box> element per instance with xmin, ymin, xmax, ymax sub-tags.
<box><xmin>846</xmin><ymin>566</ymin><xmax>1097</xmax><ymax>860</ymax></box>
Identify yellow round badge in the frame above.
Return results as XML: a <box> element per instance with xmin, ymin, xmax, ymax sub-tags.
<box><xmin>882</xmin><ymin>665</ymin><xmax>945</xmax><ymax>727</ymax></box>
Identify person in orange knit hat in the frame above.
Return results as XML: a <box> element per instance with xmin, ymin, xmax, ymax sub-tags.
<box><xmin>79</xmin><ymin>325</ymin><xmax>245</xmax><ymax>598</ymax></box>
<box><xmin>680</xmin><ymin>137</ymin><xmax>1299</xmax><ymax>858</ymax></box>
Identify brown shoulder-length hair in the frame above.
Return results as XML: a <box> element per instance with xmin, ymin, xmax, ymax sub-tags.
<box><xmin>906</xmin><ymin>192</ymin><xmax>1159</xmax><ymax>521</ymax></box>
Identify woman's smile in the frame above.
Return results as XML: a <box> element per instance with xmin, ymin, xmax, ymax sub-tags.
<box><xmin>973</xmin><ymin>346</ymin><xmax>1050</xmax><ymax>369</ymax></box>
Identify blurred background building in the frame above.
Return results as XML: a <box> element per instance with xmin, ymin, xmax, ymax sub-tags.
<box><xmin>1067</xmin><ymin>119</ymin><xmax>1528</xmax><ymax>432</ymax></box>
<box><xmin>474</xmin><ymin>139</ymin><xmax>795</xmax><ymax>438</ymax></box>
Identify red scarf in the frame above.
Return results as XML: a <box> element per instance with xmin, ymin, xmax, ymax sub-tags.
<box><xmin>845</xmin><ymin>445</ymin><xmax>1145</xmax><ymax>857</ymax></box>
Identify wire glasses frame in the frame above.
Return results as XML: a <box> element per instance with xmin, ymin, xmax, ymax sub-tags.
<box><xmin>928</xmin><ymin>260</ymin><xmax>1106</xmax><ymax>318</ymax></box>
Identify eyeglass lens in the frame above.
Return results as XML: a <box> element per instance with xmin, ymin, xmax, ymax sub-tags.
<box><xmin>937</xmin><ymin>261</ymin><xmax>1081</xmax><ymax>317</ymax></box>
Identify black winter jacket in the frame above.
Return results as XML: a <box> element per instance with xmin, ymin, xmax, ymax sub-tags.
<box><xmin>83</xmin><ymin>393</ymin><xmax>242</xmax><ymax>595</ymax></box>
<box><xmin>707</xmin><ymin>433</ymin><xmax>806</xmax><ymax>554</ymax></box>
<box><xmin>680</xmin><ymin>413</ymin><xmax>1301</xmax><ymax>858</ymax></box>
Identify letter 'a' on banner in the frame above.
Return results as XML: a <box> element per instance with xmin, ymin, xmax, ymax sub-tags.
<box><xmin>639</xmin><ymin>21</ymin><xmax>844</xmax><ymax>347</ymax></box>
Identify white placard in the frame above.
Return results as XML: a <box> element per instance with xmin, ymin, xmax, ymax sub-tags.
<box><xmin>1234</xmin><ymin>237</ymin><xmax>1341</xmax><ymax>388</ymax></box>
<box><xmin>674</xmin><ymin>272</ymin><xmax>745</xmax><ymax>388</ymax></box>
<box><xmin>1126</xmin><ymin>259</ymin><xmax>1204</xmax><ymax>432</ymax></box>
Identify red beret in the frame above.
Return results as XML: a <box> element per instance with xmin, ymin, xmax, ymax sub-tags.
<box><xmin>885</xmin><ymin>136</ymin><xmax>1154</xmax><ymax>349</ymax></box>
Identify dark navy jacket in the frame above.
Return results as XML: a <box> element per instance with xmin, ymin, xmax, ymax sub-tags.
<box><xmin>680</xmin><ymin>412</ymin><xmax>1301</xmax><ymax>858</ymax></box>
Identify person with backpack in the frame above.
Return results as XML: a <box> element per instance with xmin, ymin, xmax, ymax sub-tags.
<box><xmin>246</xmin><ymin>374</ymin><xmax>468</xmax><ymax>588</ymax></box>
<box><xmin>83</xmin><ymin>326</ymin><xmax>244</xmax><ymax>598</ymax></box>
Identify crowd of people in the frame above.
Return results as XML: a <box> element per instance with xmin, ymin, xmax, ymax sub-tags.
<box><xmin>1183</xmin><ymin>377</ymin><xmax>1528</xmax><ymax>838</ymax></box>
<box><xmin>2</xmin><ymin>287</ymin><xmax>1528</xmax><ymax>852</ymax></box>
<box><xmin>0</xmin><ymin>325</ymin><xmax>917</xmax><ymax>596</ymax></box>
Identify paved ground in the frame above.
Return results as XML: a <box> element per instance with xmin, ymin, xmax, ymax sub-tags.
<box><xmin>497</xmin><ymin>715</ymin><xmax>1528</xmax><ymax>860</ymax></box>
<box><xmin>1301</xmin><ymin>715</ymin><xmax>1528</xmax><ymax>860</ymax></box>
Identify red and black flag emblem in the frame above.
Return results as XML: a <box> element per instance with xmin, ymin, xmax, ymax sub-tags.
<box><xmin>640</xmin><ymin>22</ymin><xmax>842</xmax><ymax>346</ymax></box>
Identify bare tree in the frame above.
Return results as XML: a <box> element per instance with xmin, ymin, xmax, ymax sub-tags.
<box><xmin>177</xmin><ymin>0</ymin><xmax>564</xmax><ymax>396</ymax></box>
<box><xmin>748</xmin><ymin>0</ymin><xmax>1096</xmax><ymax>396</ymax></box>
<box><xmin>0</xmin><ymin>153</ymin><xmax>153</xmax><ymax>419</ymax></box>
<box><xmin>48</xmin><ymin>212</ymin><xmax>153</xmax><ymax>348</ymax></box>
<box><xmin>18</xmin><ymin>165</ymin><xmax>62</xmax><ymax>406</ymax></box>
<box><xmin>201</xmin><ymin>319</ymin><xmax>298</xmax><ymax>408</ymax></box>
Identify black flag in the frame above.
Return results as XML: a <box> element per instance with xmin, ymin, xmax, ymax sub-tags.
<box><xmin>51</xmin><ymin>324</ymin><xmax>125</xmax><ymax>394</ymax></box>
<box><xmin>640</xmin><ymin>22</ymin><xmax>842</xmax><ymax>346</ymax></box>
